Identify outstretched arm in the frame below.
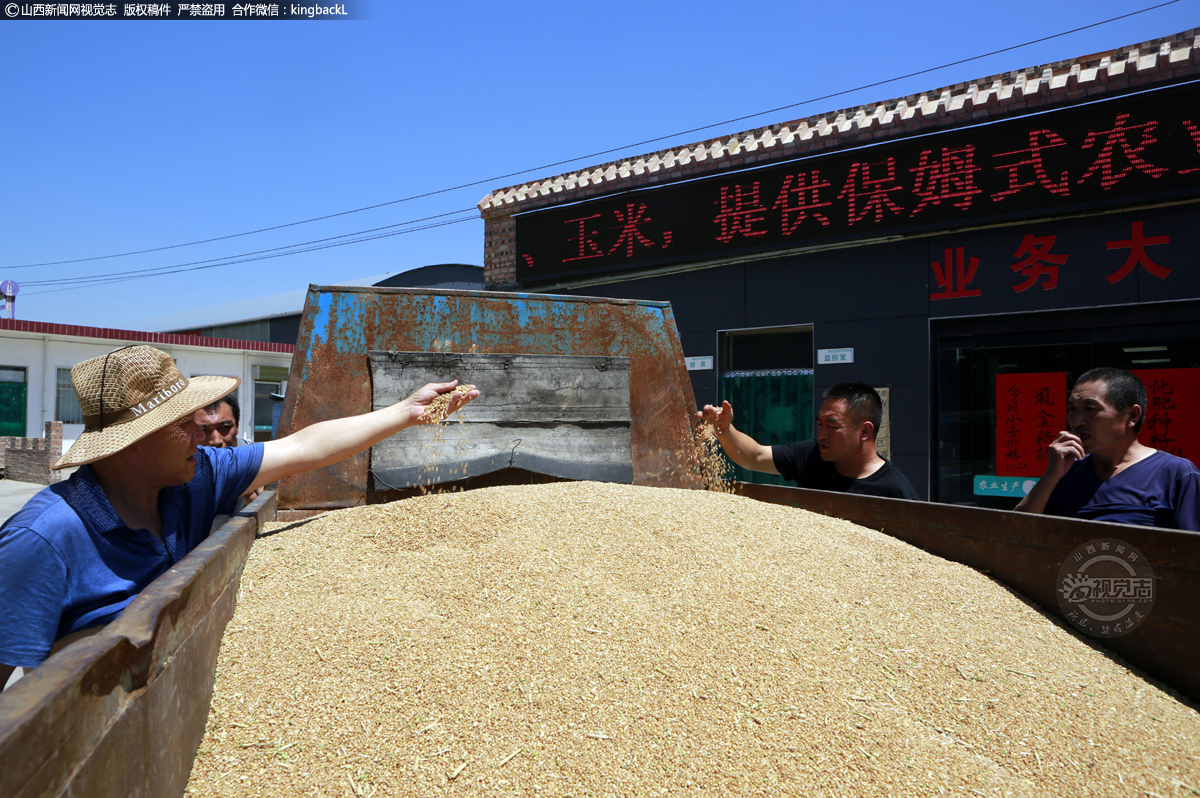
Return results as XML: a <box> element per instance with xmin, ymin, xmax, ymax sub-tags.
<box><xmin>254</xmin><ymin>380</ymin><xmax>478</xmax><ymax>488</ymax></box>
<box><xmin>1014</xmin><ymin>430</ymin><xmax>1084</xmax><ymax>514</ymax></box>
<box><xmin>695</xmin><ymin>401</ymin><xmax>779</xmax><ymax>474</ymax></box>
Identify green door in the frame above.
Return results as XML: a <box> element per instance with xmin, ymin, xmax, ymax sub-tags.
<box><xmin>0</xmin><ymin>381</ymin><xmax>27</xmax><ymax>437</ymax></box>
<box><xmin>718</xmin><ymin>371</ymin><xmax>814</xmax><ymax>486</ymax></box>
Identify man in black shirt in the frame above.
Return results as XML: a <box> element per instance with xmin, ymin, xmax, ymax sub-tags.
<box><xmin>696</xmin><ymin>381</ymin><xmax>919</xmax><ymax>499</ymax></box>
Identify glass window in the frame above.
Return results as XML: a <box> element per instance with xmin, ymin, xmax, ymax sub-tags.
<box><xmin>716</xmin><ymin>326</ymin><xmax>815</xmax><ymax>485</ymax></box>
<box><xmin>56</xmin><ymin>368</ymin><xmax>83</xmax><ymax>424</ymax></box>
<box><xmin>253</xmin><ymin>381</ymin><xmax>280</xmax><ymax>442</ymax></box>
<box><xmin>720</xmin><ymin>326</ymin><xmax>813</xmax><ymax>373</ymax></box>
<box><xmin>933</xmin><ymin>302</ymin><xmax>1200</xmax><ymax>508</ymax></box>
<box><xmin>0</xmin><ymin>367</ymin><xmax>25</xmax><ymax>383</ymax></box>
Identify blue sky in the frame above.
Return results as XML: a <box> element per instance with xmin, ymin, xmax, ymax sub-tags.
<box><xmin>1</xmin><ymin>0</ymin><xmax>1195</xmax><ymax>329</ymax></box>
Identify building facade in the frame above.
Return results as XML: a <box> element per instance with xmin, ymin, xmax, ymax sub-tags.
<box><xmin>0</xmin><ymin>319</ymin><xmax>293</xmax><ymax>454</ymax></box>
<box><xmin>478</xmin><ymin>30</ymin><xmax>1200</xmax><ymax>505</ymax></box>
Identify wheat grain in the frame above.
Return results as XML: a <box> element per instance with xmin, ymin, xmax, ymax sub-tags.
<box><xmin>419</xmin><ymin>384</ymin><xmax>475</xmax><ymax>424</ymax></box>
<box><xmin>186</xmin><ymin>482</ymin><xmax>1200</xmax><ymax>797</ymax></box>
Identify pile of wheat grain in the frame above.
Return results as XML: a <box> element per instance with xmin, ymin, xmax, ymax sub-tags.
<box><xmin>186</xmin><ymin>482</ymin><xmax>1200</xmax><ymax>797</ymax></box>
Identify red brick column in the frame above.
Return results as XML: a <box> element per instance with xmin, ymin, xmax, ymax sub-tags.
<box><xmin>483</xmin><ymin>214</ymin><xmax>516</xmax><ymax>289</ymax></box>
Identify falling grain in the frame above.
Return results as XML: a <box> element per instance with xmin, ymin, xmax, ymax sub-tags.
<box><xmin>688</xmin><ymin>422</ymin><xmax>734</xmax><ymax>492</ymax></box>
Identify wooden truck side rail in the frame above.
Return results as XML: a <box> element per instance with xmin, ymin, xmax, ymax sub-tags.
<box><xmin>735</xmin><ymin>482</ymin><xmax>1200</xmax><ymax>706</ymax></box>
<box><xmin>0</xmin><ymin>491</ymin><xmax>276</xmax><ymax>798</ymax></box>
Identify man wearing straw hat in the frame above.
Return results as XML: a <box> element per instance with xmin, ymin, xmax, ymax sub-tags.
<box><xmin>0</xmin><ymin>345</ymin><xmax>476</xmax><ymax>687</ymax></box>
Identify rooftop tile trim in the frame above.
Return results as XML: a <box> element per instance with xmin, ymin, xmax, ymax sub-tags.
<box><xmin>479</xmin><ymin>29</ymin><xmax>1199</xmax><ymax>215</ymax></box>
<box><xmin>0</xmin><ymin>318</ymin><xmax>295</xmax><ymax>353</ymax></box>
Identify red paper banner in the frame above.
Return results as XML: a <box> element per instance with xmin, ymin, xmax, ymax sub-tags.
<box><xmin>1132</xmin><ymin>368</ymin><xmax>1200</xmax><ymax>468</ymax></box>
<box><xmin>996</xmin><ymin>372</ymin><xmax>1068</xmax><ymax>477</ymax></box>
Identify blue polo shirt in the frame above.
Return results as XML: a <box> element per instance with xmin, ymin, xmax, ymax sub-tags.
<box><xmin>1045</xmin><ymin>450</ymin><xmax>1200</xmax><ymax>532</ymax></box>
<box><xmin>0</xmin><ymin>444</ymin><xmax>262</xmax><ymax>668</ymax></box>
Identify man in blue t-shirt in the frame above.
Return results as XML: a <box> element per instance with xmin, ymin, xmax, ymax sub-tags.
<box><xmin>1015</xmin><ymin>367</ymin><xmax>1200</xmax><ymax>531</ymax></box>
<box><xmin>696</xmin><ymin>382</ymin><xmax>919</xmax><ymax>500</ymax></box>
<box><xmin>0</xmin><ymin>345</ymin><xmax>477</xmax><ymax>688</ymax></box>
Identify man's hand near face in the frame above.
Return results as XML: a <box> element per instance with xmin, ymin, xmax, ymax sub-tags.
<box><xmin>1044</xmin><ymin>431</ymin><xmax>1086</xmax><ymax>479</ymax></box>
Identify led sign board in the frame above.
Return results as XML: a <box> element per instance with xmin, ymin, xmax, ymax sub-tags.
<box><xmin>515</xmin><ymin>81</ymin><xmax>1200</xmax><ymax>283</ymax></box>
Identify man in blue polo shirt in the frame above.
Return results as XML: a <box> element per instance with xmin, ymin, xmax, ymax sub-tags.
<box><xmin>0</xmin><ymin>345</ymin><xmax>476</xmax><ymax>687</ymax></box>
<box><xmin>1015</xmin><ymin>367</ymin><xmax>1200</xmax><ymax>531</ymax></box>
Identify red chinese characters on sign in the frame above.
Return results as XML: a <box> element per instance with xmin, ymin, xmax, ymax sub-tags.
<box><xmin>773</xmin><ymin>171</ymin><xmax>832</xmax><ymax>233</ymax></box>
<box><xmin>928</xmin><ymin>221</ymin><xmax>1174</xmax><ymax>301</ymax></box>
<box><xmin>910</xmin><ymin>145</ymin><xmax>982</xmax><ymax>215</ymax></box>
<box><xmin>837</xmin><ymin>158</ymin><xmax>906</xmax><ymax>225</ymax></box>
<box><xmin>1078</xmin><ymin>113</ymin><xmax>1169</xmax><ymax>190</ymax></box>
<box><xmin>714</xmin><ymin>182</ymin><xmax>770</xmax><ymax>242</ymax></box>
<box><xmin>1105</xmin><ymin>221</ymin><xmax>1171</xmax><ymax>283</ymax></box>
<box><xmin>563</xmin><ymin>213</ymin><xmax>605</xmax><ymax>262</ymax></box>
<box><xmin>714</xmin><ymin>109</ymin><xmax>1188</xmax><ymax>250</ymax></box>
<box><xmin>929</xmin><ymin>247</ymin><xmax>981</xmax><ymax>300</ymax></box>
<box><xmin>609</xmin><ymin>203</ymin><xmax>659</xmax><ymax>258</ymax></box>
<box><xmin>1131</xmin><ymin>368</ymin><xmax>1200</xmax><ymax>467</ymax></box>
<box><xmin>561</xmin><ymin>202</ymin><xmax>672</xmax><ymax>264</ymax></box>
<box><xmin>525</xmin><ymin>98</ymin><xmax>1200</xmax><ymax>278</ymax></box>
<box><xmin>1181</xmin><ymin>121</ymin><xmax>1200</xmax><ymax>174</ymax></box>
<box><xmin>991</xmin><ymin>130</ymin><xmax>1071</xmax><ymax>202</ymax></box>
<box><xmin>996</xmin><ymin>372</ymin><xmax>1067</xmax><ymax>477</ymax></box>
<box><xmin>1010</xmin><ymin>234</ymin><xmax>1069</xmax><ymax>292</ymax></box>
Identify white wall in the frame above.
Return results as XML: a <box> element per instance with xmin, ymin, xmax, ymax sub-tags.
<box><xmin>0</xmin><ymin>330</ymin><xmax>291</xmax><ymax>440</ymax></box>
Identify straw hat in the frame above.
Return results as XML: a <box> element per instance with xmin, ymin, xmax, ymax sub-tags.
<box><xmin>53</xmin><ymin>345</ymin><xmax>240</xmax><ymax>470</ymax></box>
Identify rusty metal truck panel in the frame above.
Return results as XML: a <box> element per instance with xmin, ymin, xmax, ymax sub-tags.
<box><xmin>276</xmin><ymin>286</ymin><xmax>698</xmax><ymax>509</ymax></box>
<box><xmin>369</xmin><ymin>351</ymin><xmax>633</xmax><ymax>489</ymax></box>
<box><xmin>0</xmin><ymin>492</ymin><xmax>276</xmax><ymax>798</ymax></box>
<box><xmin>734</xmin><ymin>482</ymin><xmax>1200</xmax><ymax>704</ymax></box>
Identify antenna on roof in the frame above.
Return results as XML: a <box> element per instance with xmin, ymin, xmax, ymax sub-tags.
<box><xmin>0</xmin><ymin>280</ymin><xmax>17</xmax><ymax>320</ymax></box>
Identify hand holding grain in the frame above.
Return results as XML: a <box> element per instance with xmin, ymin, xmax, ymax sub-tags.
<box><xmin>695</xmin><ymin>400</ymin><xmax>734</xmax><ymax>436</ymax></box>
<box><xmin>413</xmin><ymin>381</ymin><xmax>479</xmax><ymax>424</ymax></box>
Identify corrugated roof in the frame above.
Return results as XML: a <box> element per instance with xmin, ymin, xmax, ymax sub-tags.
<box><xmin>135</xmin><ymin>272</ymin><xmax>403</xmax><ymax>332</ymax></box>
<box><xmin>0</xmin><ymin>317</ymin><xmax>294</xmax><ymax>353</ymax></box>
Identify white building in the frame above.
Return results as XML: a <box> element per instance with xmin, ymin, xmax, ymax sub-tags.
<box><xmin>0</xmin><ymin>318</ymin><xmax>292</xmax><ymax>451</ymax></box>
<box><xmin>1</xmin><ymin>264</ymin><xmax>484</xmax><ymax>451</ymax></box>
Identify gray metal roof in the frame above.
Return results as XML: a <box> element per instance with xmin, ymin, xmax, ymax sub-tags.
<box><xmin>137</xmin><ymin>272</ymin><xmax>402</xmax><ymax>332</ymax></box>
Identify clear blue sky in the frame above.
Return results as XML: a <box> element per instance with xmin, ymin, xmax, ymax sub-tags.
<box><xmin>1</xmin><ymin>0</ymin><xmax>1195</xmax><ymax>329</ymax></box>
